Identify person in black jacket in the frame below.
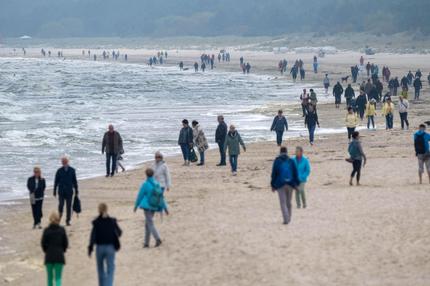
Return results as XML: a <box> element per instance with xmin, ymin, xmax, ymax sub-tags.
<box><xmin>27</xmin><ymin>166</ymin><xmax>46</xmax><ymax>229</ymax></box>
<box><xmin>215</xmin><ymin>115</ymin><xmax>228</xmax><ymax>166</ymax></box>
<box><xmin>41</xmin><ymin>211</ymin><xmax>68</xmax><ymax>286</ymax></box>
<box><xmin>54</xmin><ymin>157</ymin><xmax>78</xmax><ymax>226</ymax></box>
<box><xmin>304</xmin><ymin>105</ymin><xmax>320</xmax><ymax>145</ymax></box>
<box><xmin>178</xmin><ymin>119</ymin><xmax>194</xmax><ymax>166</ymax></box>
<box><xmin>88</xmin><ymin>203</ymin><xmax>122</xmax><ymax>286</ymax></box>
<box><xmin>344</xmin><ymin>84</ymin><xmax>355</xmax><ymax>107</ymax></box>
<box><xmin>333</xmin><ymin>82</ymin><xmax>344</xmax><ymax>109</ymax></box>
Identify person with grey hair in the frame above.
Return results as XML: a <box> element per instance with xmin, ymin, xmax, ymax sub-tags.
<box><xmin>54</xmin><ymin>156</ymin><xmax>78</xmax><ymax>226</ymax></box>
<box><xmin>224</xmin><ymin>125</ymin><xmax>246</xmax><ymax>176</ymax></box>
<box><xmin>153</xmin><ymin>151</ymin><xmax>171</xmax><ymax>192</ymax></box>
<box><xmin>102</xmin><ymin>124</ymin><xmax>123</xmax><ymax>177</ymax></box>
<box><xmin>293</xmin><ymin>147</ymin><xmax>311</xmax><ymax>209</ymax></box>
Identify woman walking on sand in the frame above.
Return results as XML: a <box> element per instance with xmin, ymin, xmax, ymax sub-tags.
<box><xmin>365</xmin><ymin>99</ymin><xmax>377</xmax><ymax>129</ymax></box>
<box><xmin>153</xmin><ymin>151</ymin><xmax>172</xmax><ymax>192</ymax></box>
<box><xmin>27</xmin><ymin>166</ymin><xmax>46</xmax><ymax>229</ymax></box>
<box><xmin>88</xmin><ymin>203</ymin><xmax>122</xmax><ymax>286</ymax></box>
<box><xmin>345</xmin><ymin>107</ymin><xmax>359</xmax><ymax>141</ymax></box>
<box><xmin>347</xmin><ymin>131</ymin><xmax>367</xmax><ymax>186</ymax></box>
<box><xmin>304</xmin><ymin>105</ymin><xmax>319</xmax><ymax>145</ymax></box>
<box><xmin>134</xmin><ymin>168</ymin><xmax>168</xmax><ymax>248</ymax></box>
<box><xmin>192</xmin><ymin>120</ymin><xmax>209</xmax><ymax>166</ymax></box>
<box><xmin>178</xmin><ymin>119</ymin><xmax>194</xmax><ymax>166</ymax></box>
<box><xmin>382</xmin><ymin>97</ymin><xmax>395</xmax><ymax>130</ymax></box>
<box><xmin>41</xmin><ymin>212</ymin><xmax>68</xmax><ymax>286</ymax></box>
<box><xmin>224</xmin><ymin>125</ymin><xmax>246</xmax><ymax>176</ymax></box>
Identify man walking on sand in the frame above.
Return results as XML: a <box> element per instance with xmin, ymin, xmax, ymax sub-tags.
<box><xmin>293</xmin><ymin>147</ymin><xmax>311</xmax><ymax>209</ymax></box>
<box><xmin>271</xmin><ymin>146</ymin><xmax>299</xmax><ymax>225</ymax></box>
<box><xmin>414</xmin><ymin>124</ymin><xmax>430</xmax><ymax>184</ymax></box>
<box><xmin>270</xmin><ymin>110</ymin><xmax>289</xmax><ymax>146</ymax></box>
<box><xmin>102</xmin><ymin>124</ymin><xmax>123</xmax><ymax>177</ymax></box>
<box><xmin>54</xmin><ymin>157</ymin><xmax>78</xmax><ymax>226</ymax></box>
<box><xmin>215</xmin><ymin>115</ymin><xmax>228</xmax><ymax>166</ymax></box>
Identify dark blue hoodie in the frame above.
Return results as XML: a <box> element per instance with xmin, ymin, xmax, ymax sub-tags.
<box><xmin>271</xmin><ymin>154</ymin><xmax>299</xmax><ymax>189</ymax></box>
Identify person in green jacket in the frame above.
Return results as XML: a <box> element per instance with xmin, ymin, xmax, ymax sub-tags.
<box><xmin>224</xmin><ymin>125</ymin><xmax>246</xmax><ymax>176</ymax></box>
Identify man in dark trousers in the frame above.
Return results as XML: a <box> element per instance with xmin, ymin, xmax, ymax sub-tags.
<box><xmin>270</xmin><ymin>110</ymin><xmax>289</xmax><ymax>146</ymax></box>
<box><xmin>54</xmin><ymin>157</ymin><xmax>78</xmax><ymax>226</ymax></box>
<box><xmin>102</xmin><ymin>124</ymin><xmax>123</xmax><ymax>177</ymax></box>
<box><xmin>215</xmin><ymin>115</ymin><xmax>228</xmax><ymax>166</ymax></box>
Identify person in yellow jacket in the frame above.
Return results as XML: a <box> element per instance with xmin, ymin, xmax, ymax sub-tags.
<box><xmin>400</xmin><ymin>87</ymin><xmax>409</xmax><ymax>100</ymax></box>
<box><xmin>365</xmin><ymin>98</ymin><xmax>377</xmax><ymax>129</ymax></box>
<box><xmin>345</xmin><ymin>106</ymin><xmax>359</xmax><ymax>141</ymax></box>
<box><xmin>382</xmin><ymin>97</ymin><xmax>395</xmax><ymax>130</ymax></box>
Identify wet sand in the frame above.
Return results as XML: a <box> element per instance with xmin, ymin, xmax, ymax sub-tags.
<box><xmin>0</xmin><ymin>49</ymin><xmax>430</xmax><ymax>286</ymax></box>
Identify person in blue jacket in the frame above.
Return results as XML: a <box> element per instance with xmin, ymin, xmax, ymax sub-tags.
<box><xmin>271</xmin><ymin>146</ymin><xmax>299</xmax><ymax>225</ymax></box>
<box><xmin>293</xmin><ymin>147</ymin><xmax>311</xmax><ymax>209</ymax></box>
<box><xmin>134</xmin><ymin>168</ymin><xmax>168</xmax><ymax>248</ymax></box>
<box><xmin>270</xmin><ymin>110</ymin><xmax>289</xmax><ymax>146</ymax></box>
<box><xmin>414</xmin><ymin>124</ymin><xmax>430</xmax><ymax>184</ymax></box>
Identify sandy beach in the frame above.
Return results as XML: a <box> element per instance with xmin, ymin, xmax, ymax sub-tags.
<box><xmin>0</xmin><ymin>48</ymin><xmax>430</xmax><ymax>286</ymax></box>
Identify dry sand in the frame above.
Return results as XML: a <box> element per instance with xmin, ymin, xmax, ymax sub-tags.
<box><xmin>0</xmin><ymin>49</ymin><xmax>430</xmax><ymax>286</ymax></box>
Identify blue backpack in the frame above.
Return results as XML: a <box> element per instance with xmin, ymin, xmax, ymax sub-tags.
<box><xmin>148</xmin><ymin>181</ymin><xmax>164</xmax><ymax>209</ymax></box>
<box><xmin>279</xmin><ymin>159</ymin><xmax>296</xmax><ymax>186</ymax></box>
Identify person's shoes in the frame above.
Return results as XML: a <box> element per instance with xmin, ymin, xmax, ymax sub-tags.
<box><xmin>232</xmin><ymin>171</ymin><xmax>237</xmax><ymax>176</ymax></box>
<box><xmin>155</xmin><ymin>240</ymin><xmax>162</xmax><ymax>248</ymax></box>
<box><xmin>197</xmin><ymin>163</ymin><xmax>204</xmax><ymax>166</ymax></box>
<box><xmin>110</xmin><ymin>173</ymin><xmax>114</xmax><ymax>177</ymax></box>
<box><xmin>143</xmin><ymin>244</ymin><xmax>149</xmax><ymax>248</ymax></box>
<box><xmin>37</xmin><ymin>224</ymin><xmax>42</xmax><ymax>229</ymax></box>
<box><xmin>105</xmin><ymin>174</ymin><xmax>109</xmax><ymax>177</ymax></box>
<box><xmin>66</xmin><ymin>222</ymin><xmax>71</xmax><ymax>226</ymax></box>
<box><xmin>303</xmin><ymin>205</ymin><xmax>307</xmax><ymax>209</ymax></box>
<box><xmin>216</xmin><ymin>163</ymin><xmax>226</xmax><ymax>166</ymax></box>
<box><xmin>297</xmin><ymin>205</ymin><xmax>301</xmax><ymax>209</ymax></box>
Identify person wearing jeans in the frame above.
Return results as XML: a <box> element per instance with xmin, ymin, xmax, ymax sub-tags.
<box><xmin>178</xmin><ymin>119</ymin><xmax>194</xmax><ymax>166</ymax></box>
<box><xmin>271</xmin><ymin>147</ymin><xmax>299</xmax><ymax>224</ymax></box>
<box><xmin>41</xmin><ymin>212</ymin><xmax>68</xmax><ymax>286</ymax></box>
<box><xmin>215</xmin><ymin>115</ymin><xmax>228</xmax><ymax>166</ymax></box>
<box><xmin>345</xmin><ymin>107</ymin><xmax>358</xmax><ymax>141</ymax></box>
<box><xmin>270</xmin><ymin>110</ymin><xmax>288</xmax><ymax>146</ymax></box>
<box><xmin>293</xmin><ymin>147</ymin><xmax>311</xmax><ymax>209</ymax></box>
<box><xmin>365</xmin><ymin>99</ymin><xmax>376</xmax><ymax>129</ymax></box>
<box><xmin>382</xmin><ymin>98</ymin><xmax>395</xmax><ymax>130</ymax></box>
<box><xmin>304</xmin><ymin>105</ymin><xmax>319</xmax><ymax>145</ymax></box>
<box><xmin>398</xmin><ymin>96</ymin><xmax>409</xmax><ymax>130</ymax></box>
<box><xmin>88</xmin><ymin>203</ymin><xmax>122</xmax><ymax>286</ymax></box>
<box><xmin>102</xmin><ymin>124</ymin><xmax>123</xmax><ymax>177</ymax></box>
<box><xmin>224</xmin><ymin>125</ymin><xmax>246</xmax><ymax>176</ymax></box>
<box><xmin>135</xmin><ymin>168</ymin><xmax>168</xmax><ymax>248</ymax></box>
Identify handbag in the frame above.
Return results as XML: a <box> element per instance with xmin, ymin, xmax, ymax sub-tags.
<box><xmin>189</xmin><ymin>148</ymin><xmax>198</xmax><ymax>163</ymax></box>
<box><xmin>73</xmin><ymin>195</ymin><xmax>82</xmax><ymax>217</ymax></box>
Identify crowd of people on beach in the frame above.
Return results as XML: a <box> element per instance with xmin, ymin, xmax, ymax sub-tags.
<box><xmin>17</xmin><ymin>48</ymin><xmax>430</xmax><ymax>286</ymax></box>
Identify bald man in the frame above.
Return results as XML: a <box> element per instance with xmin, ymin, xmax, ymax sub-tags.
<box><xmin>102</xmin><ymin>124</ymin><xmax>123</xmax><ymax>177</ymax></box>
<box><xmin>54</xmin><ymin>157</ymin><xmax>78</xmax><ymax>226</ymax></box>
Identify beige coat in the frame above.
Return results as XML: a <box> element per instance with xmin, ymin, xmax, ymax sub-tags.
<box><xmin>193</xmin><ymin>125</ymin><xmax>209</xmax><ymax>153</ymax></box>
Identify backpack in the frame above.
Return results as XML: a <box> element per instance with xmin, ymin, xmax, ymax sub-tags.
<box><xmin>415</xmin><ymin>133</ymin><xmax>426</xmax><ymax>155</ymax></box>
<box><xmin>148</xmin><ymin>181</ymin><xmax>164</xmax><ymax>209</ymax></box>
<box><xmin>279</xmin><ymin>159</ymin><xmax>296</xmax><ymax>186</ymax></box>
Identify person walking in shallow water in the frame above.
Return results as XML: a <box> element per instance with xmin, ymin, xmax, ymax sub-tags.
<box><xmin>347</xmin><ymin>131</ymin><xmax>366</xmax><ymax>186</ymax></box>
<box><xmin>27</xmin><ymin>166</ymin><xmax>46</xmax><ymax>229</ymax></box>
<box><xmin>102</xmin><ymin>124</ymin><xmax>123</xmax><ymax>177</ymax></box>
<box><xmin>224</xmin><ymin>125</ymin><xmax>246</xmax><ymax>176</ymax></box>
<box><xmin>41</xmin><ymin>212</ymin><xmax>68</xmax><ymax>286</ymax></box>
<box><xmin>134</xmin><ymin>168</ymin><xmax>168</xmax><ymax>248</ymax></box>
<box><xmin>293</xmin><ymin>147</ymin><xmax>311</xmax><ymax>209</ymax></box>
<box><xmin>88</xmin><ymin>203</ymin><xmax>122</xmax><ymax>286</ymax></box>
<box><xmin>270</xmin><ymin>110</ymin><xmax>288</xmax><ymax>146</ymax></box>
<box><xmin>271</xmin><ymin>146</ymin><xmax>299</xmax><ymax>224</ymax></box>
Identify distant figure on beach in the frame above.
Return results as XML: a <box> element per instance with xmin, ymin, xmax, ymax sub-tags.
<box><xmin>293</xmin><ymin>147</ymin><xmax>311</xmax><ymax>208</ymax></box>
<box><xmin>356</xmin><ymin>90</ymin><xmax>367</xmax><ymax>121</ymax></box>
<box><xmin>245</xmin><ymin>63</ymin><xmax>251</xmax><ymax>74</ymax></box>
<box><xmin>414</xmin><ymin>124</ymin><xmax>430</xmax><ymax>184</ymax></box>
<box><xmin>347</xmin><ymin>131</ymin><xmax>366</xmax><ymax>186</ymax></box>
<box><xmin>333</xmin><ymin>81</ymin><xmax>344</xmax><ymax>108</ymax></box>
<box><xmin>192</xmin><ymin>120</ymin><xmax>209</xmax><ymax>166</ymax></box>
<box><xmin>398</xmin><ymin>96</ymin><xmax>410</xmax><ymax>130</ymax></box>
<box><xmin>365</xmin><ymin>99</ymin><xmax>377</xmax><ymax>129</ymax></box>
<box><xmin>134</xmin><ymin>168</ymin><xmax>168</xmax><ymax>248</ymax></box>
<box><xmin>179</xmin><ymin>61</ymin><xmax>184</xmax><ymax>70</ymax></box>
<box><xmin>304</xmin><ymin>105</ymin><xmax>319</xmax><ymax>145</ymax></box>
<box><xmin>194</xmin><ymin>62</ymin><xmax>199</xmax><ymax>72</ymax></box>
<box><xmin>54</xmin><ymin>157</ymin><xmax>78</xmax><ymax>226</ymax></box>
<box><xmin>290</xmin><ymin>66</ymin><xmax>298</xmax><ymax>81</ymax></box>
<box><xmin>88</xmin><ymin>203</ymin><xmax>122</xmax><ymax>286</ymax></box>
<box><xmin>41</xmin><ymin>212</ymin><xmax>68</xmax><ymax>286</ymax></box>
<box><xmin>323</xmin><ymin>74</ymin><xmax>330</xmax><ymax>94</ymax></box>
<box><xmin>27</xmin><ymin>166</ymin><xmax>46</xmax><ymax>229</ymax></box>
<box><xmin>271</xmin><ymin>146</ymin><xmax>299</xmax><ymax>225</ymax></box>
<box><xmin>201</xmin><ymin>62</ymin><xmax>206</xmax><ymax>72</ymax></box>
<box><xmin>224</xmin><ymin>125</ymin><xmax>246</xmax><ymax>176</ymax></box>
<box><xmin>413</xmin><ymin>76</ymin><xmax>422</xmax><ymax>100</ymax></box>
<box><xmin>313</xmin><ymin>56</ymin><xmax>318</xmax><ymax>73</ymax></box>
<box><xmin>427</xmin><ymin>72</ymin><xmax>430</xmax><ymax>85</ymax></box>
<box><xmin>271</xmin><ymin>110</ymin><xmax>289</xmax><ymax>146</ymax></box>
<box><xmin>153</xmin><ymin>151</ymin><xmax>171</xmax><ymax>192</ymax></box>
<box><xmin>300</xmin><ymin>89</ymin><xmax>310</xmax><ymax>117</ymax></box>
<box><xmin>344</xmin><ymin>84</ymin><xmax>355</xmax><ymax>107</ymax></box>
<box><xmin>309</xmin><ymin>89</ymin><xmax>318</xmax><ymax>106</ymax></box>
<box><xmin>215</xmin><ymin>115</ymin><xmax>228</xmax><ymax>166</ymax></box>
<box><xmin>102</xmin><ymin>125</ymin><xmax>123</xmax><ymax>178</ymax></box>
<box><xmin>345</xmin><ymin>107</ymin><xmax>358</xmax><ymax>141</ymax></box>
<box><xmin>178</xmin><ymin>119</ymin><xmax>194</xmax><ymax>166</ymax></box>
<box><xmin>360</xmin><ymin>56</ymin><xmax>364</xmax><ymax>66</ymax></box>
<box><xmin>382</xmin><ymin>97</ymin><xmax>394</xmax><ymax>130</ymax></box>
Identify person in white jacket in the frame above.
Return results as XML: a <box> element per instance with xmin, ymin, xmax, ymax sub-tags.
<box><xmin>153</xmin><ymin>151</ymin><xmax>172</xmax><ymax>192</ymax></box>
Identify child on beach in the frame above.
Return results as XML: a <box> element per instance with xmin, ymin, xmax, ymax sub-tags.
<box><xmin>345</xmin><ymin>107</ymin><xmax>358</xmax><ymax>141</ymax></box>
<box><xmin>347</xmin><ymin>131</ymin><xmax>367</xmax><ymax>186</ymax></box>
